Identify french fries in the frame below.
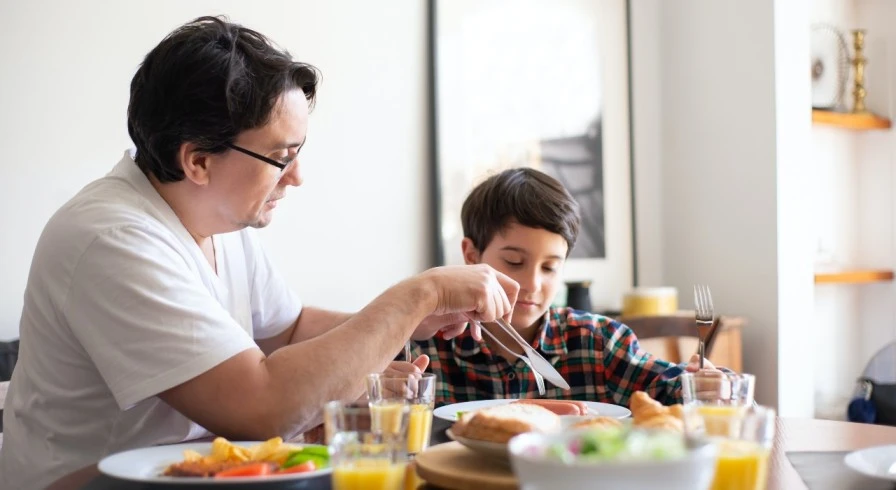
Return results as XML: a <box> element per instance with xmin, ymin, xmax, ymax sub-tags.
<box><xmin>181</xmin><ymin>437</ymin><xmax>306</xmax><ymax>465</ymax></box>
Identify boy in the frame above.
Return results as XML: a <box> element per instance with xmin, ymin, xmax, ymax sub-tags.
<box><xmin>412</xmin><ymin>167</ymin><xmax>728</xmax><ymax>407</ymax></box>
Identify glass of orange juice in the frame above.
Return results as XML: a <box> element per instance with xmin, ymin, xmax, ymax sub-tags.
<box><xmin>684</xmin><ymin>403</ymin><xmax>775</xmax><ymax>490</ymax></box>
<box><xmin>367</xmin><ymin>373</ymin><xmax>435</xmax><ymax>457</ymax></box>
<box><xmin>325</xmin><ymin>400</ymin><xmax>409</xmax><ymax>490</ymax></box>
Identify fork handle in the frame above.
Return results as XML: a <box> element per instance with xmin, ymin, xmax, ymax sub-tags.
<box><xmin>698</xmin><ymin>340</ymin><xmax>705</xmax><ymax>369</ymax></box>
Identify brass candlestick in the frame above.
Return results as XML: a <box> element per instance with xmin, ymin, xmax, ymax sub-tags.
<box><xmin>851</xmin><ymin>29</ymin><xmax>868</xmax><ymax>113</ymax></box>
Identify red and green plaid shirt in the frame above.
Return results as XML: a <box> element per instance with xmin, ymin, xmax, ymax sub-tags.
<box><xmin>410</xmin><ymin>307</ymin><xmax>685</xmax><ymax>408</ymax></box>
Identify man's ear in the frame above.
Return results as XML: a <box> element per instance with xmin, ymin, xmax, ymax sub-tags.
<box><xmin>177</xmin><ymin>142</ymin><xmax>212</xmax><ymax>186</ymax></box>
<box><xmin>460</xmin><ymin>237</ymin><xmax>481</xmax><ymax>265</ymax></box>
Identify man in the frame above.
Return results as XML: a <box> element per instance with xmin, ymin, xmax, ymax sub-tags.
<box><xmin>0</xmin><ymin>16</ymin><xmax>517</xmax><ymax>490</ymax></box>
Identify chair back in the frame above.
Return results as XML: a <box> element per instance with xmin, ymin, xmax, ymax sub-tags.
<box><xmin>615</xmin><ymin>314</ymin><xmax>721</xmax><ymax>365</ymax></box>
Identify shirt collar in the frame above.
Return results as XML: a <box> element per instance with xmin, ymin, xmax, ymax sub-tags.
<box><xmin>109</xmin><ymin>150</ymin><xmax>205</xmax><ymax>251</ymax></box>
<box><xmin>536</xmin><ymin>308</ymin><xmax>569</xmax><ymax>355</ymax></box>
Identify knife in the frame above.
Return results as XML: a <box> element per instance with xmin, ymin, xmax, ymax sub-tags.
<box><xmin>492</xmin><ymin>318</ymin><xmax>570</xmax><ymax>391</ymax></box>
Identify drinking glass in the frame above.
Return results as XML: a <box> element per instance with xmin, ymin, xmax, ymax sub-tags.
<box><xmin>684</xmin><ymin>403</ymin><xmax>776</xmax><ymax>490</ymax></box>
<box><xmin>367</xmin><ymin>373</ymin><xmax>436</xmax><ymax>457</ymax></box>
<box><xmin>681</xmin><ymin>372</ymin><xmax>756</xmax><ymax>406</ymax></box>
<box><xmin>324</xmin><ymin>400</ymin><xmax>409</xmax><ymax>490</ymax></box>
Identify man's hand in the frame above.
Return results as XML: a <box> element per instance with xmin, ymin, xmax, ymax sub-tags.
<box><xmin>410</xmin><ymin>264</ymin><xmax>519</xmax><ymax>341</ymax></box>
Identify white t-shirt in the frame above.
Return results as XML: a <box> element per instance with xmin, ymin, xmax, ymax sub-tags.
<box><xmin>0</xmin><ymin>151</ymin><xmax>302</xmax><ymax>490</ymax></box>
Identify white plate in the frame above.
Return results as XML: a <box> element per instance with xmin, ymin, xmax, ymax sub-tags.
<box><xmin>433</xmin><ymin>399</ymin><xmax>631</xmax><ymax>422</ymax></box>
<box><xmin>844</xmin><ymin>444</ymin><xmax>896</xmax><ymax>481</ymax></box>
<box><xmin>97</xmin><ymin>441</ymin><xmax>332</xmax><ymax>484</ymax></box>
<box><xmin>445</xmin><ymin>428</ymin><xmax>510</xmax><ymax>462</ymax></box>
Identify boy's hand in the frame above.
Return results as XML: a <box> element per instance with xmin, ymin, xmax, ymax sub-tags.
<box><xmin>383</xmin><ymin>355</ymin><xmax>429</xmax><ymax>376</ymax></box>
<box><xmin>684</xmin><ymin>353</ymin><xmax>717</xmax><ymax>373</ymax></box>
<box><xmin>684</xmin><ymin>354</ymin><xmax>732</xmax><ymax>401</ymax></box>
<box><xmin>371</xmin><ymin>356</ymin><xmax>430</xmax><ymax>399</ymax></box>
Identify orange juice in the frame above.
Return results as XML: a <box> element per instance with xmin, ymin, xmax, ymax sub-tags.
<box><xmin>405</xmin><ymin>462</ymin><xmax>424</xmax><ymax>490</ymax></box>
<box><xmin>332</xmin><ymin>459</ymin><xmax>407</xmax><ymax>490</ymax></box>
<box><xmin>697</xmin><ymin>405</ymin><xmax>747</xmax><ymax>437</ymax></box>
<box><xmin>370</xmin><ymin>401</ymin><xmax>406</xmax><ymax>436</ymax></box>
<box><xmin>407</xmin><ymin>404</ymin><xmax>432</xmax><ymax>454</ymax></box>
<box><xmin>711</xmin><ymin>439</ymin><xmax>770</xmax><ymax>490</ymax></box>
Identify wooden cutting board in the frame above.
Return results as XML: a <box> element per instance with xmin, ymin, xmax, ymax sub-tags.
<box><xmin>414</xmin><ymin>442</ymin><xmax>518</xmax><ymax>490</ymax></box>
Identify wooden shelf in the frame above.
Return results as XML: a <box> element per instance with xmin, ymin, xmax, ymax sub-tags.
<box><xmin>814</xmin><ymin>269</ymin><xmax>895</xmax><ymax>284</ymax></box>
<box><xmin>812</xmin><ymin>109</ymin><xmax>892</xmax><ymax>130</ymax></box>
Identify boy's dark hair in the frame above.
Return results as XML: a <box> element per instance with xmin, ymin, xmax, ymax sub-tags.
<box><xmin>461</xmin><ymin>168</ymin><xmax>581</xmax><ymax>256</ymax></box>
<box><xmin>127</xmin><ymin>16</ymin><xmax>320</xmax><ymax>183</ymax></box>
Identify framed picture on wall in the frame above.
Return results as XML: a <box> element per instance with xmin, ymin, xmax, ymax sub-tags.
<box><xmin>428</xmin><ymin>0</ymin><xmax>634</xmax><ymax>311</ymax></box>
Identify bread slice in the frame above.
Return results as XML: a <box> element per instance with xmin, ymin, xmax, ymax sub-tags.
<box><xmin>452</xmin><ymin>402</ymin><xmax>562</xmax><ymax>443</ymax></box>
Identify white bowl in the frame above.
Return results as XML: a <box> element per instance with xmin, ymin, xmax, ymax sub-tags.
<box><xmin>508</xmin><ymin>430</ymin><xmax>717</xmax><ymax>490</ymax></box>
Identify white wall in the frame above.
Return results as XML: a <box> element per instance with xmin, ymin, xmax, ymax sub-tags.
<box><xmin>0</xmin><ymin>0</ymin><xmax>430</xmax><ymax>340</ymax></box>
<box><xmin>631</xmin><ymin>0</ymin><xmax>816</xmax><ymax>415</ymax></box>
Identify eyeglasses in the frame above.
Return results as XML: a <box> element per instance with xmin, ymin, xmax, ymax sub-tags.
<box><xmin>223</xmin><ymin>142</ymin><xmax>290</xmax><ymax>171</ymax></box>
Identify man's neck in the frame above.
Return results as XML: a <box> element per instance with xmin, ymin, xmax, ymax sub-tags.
<box><xmin>148</xmin><ymin>174</ymin><xmax>214</xmax><ymax>247</ymax></box>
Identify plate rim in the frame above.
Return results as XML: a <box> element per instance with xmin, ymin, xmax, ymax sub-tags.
<box><xmin>844</xmin><ymin>444</ymin><xmax>896</xmax><ymax>482</ymax></box>
<box><xmin>97</xmin><ymin>440</ymin><xmax>332</xmax><ymax>484</ymax></box>
<box><xmin>433</xmin><ymin>399</ymin><xmax>632</xmax><ymax>421</ymax></box>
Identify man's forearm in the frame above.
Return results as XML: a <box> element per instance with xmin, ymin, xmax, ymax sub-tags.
<box><xmin>290</xmin><ymin>307</ymin><xmax>354</xmax><ymax>344</ymax></box>
<box><xmin>261</xmin><ymin>278</ymin><xmax>435</xmax><ymax>436</ymax></box>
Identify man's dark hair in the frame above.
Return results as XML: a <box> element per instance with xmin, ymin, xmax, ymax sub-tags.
<box><xmin>127</xmin><ymin>15</ymin><xmax>320</xmax><ymax>182</ymax></box>
<box><xmin>461</xmin><ymin>168</ymin><xmax>581</xmax><ymax>256</ymax></box>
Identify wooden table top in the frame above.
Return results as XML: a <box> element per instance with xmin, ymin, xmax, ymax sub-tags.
<box><xmin>44</xmin><ymin>417</ymin><xmax>896</xmax><ymax>490</ymax></box>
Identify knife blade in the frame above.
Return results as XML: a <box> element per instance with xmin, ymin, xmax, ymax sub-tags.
<box><xmin>494</xmin><ymin>318</ymin><xmax>570</xmax><ymax>390</ymax></box>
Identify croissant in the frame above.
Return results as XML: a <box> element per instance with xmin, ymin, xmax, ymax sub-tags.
<box><xmin>636</xmin><ymin>413</ymin><xmax>684</xmax><ymax>432</ymax></box>
<box><xmin>628</xmin><ymin>391</ymin><xmax>685</xmax><ymax>432</ymax></box>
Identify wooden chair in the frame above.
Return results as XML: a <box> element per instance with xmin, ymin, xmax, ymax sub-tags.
<box><xmin>615</xmin><ymin>314</ymin><xmax>722</xmax><ymax>367</ymax></box>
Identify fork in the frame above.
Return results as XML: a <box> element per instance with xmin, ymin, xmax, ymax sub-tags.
<box><xmin>477</xmin><ymin>321</ymin><xmax>547</xmax><ymax>396</ymax></box>
<box><xmin>693</xmin><ymin>284</ymin><xmax>714</xmax><ymax>370</ymax></box>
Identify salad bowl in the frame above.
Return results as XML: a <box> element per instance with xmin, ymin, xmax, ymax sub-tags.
<box><xmin>507</xmin><ymin>427</ymin><xmax>717</xmax><ymax>490</ymax></box>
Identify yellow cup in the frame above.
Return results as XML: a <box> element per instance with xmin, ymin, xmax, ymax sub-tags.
<box><xmin>621</xmin><ymin>287</ymin><xmax>678</xmax><ymax>316</ymax></box>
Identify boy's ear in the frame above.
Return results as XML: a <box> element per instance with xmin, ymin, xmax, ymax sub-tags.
<box><xmin>460</xmin><ymin>237</ymin><xmax>481</xmax><ymax>265</ymax></box>
<box><xmin>178</xmin><ymin>142</ymin><xmax>212</xmax><ymax>186</ymax></box>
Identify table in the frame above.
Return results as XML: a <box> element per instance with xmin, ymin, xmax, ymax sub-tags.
<box><xmin>45</xmin><ymin>417</ymin><xmax>896</xmax><ymax>490</ymax></box>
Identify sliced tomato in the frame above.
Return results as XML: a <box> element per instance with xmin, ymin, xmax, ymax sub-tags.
<box><xmin>277</xmin><ymin>460</ymin><xmax>316</xmax><ymax>474</ymax></box>
<box><xmin>214</xmin><ymin>462</ymin><xmax>273</xmax><ymax>478</ymax></box>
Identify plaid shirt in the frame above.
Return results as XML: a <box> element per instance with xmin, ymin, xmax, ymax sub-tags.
<box><xmin>411</xmin><ymin>307</ymin><xmax>685</xmax><ymax>408</ymax></box>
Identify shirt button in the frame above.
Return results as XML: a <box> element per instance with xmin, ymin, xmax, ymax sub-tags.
<box><xmin>507</xmin><ymin>372</ymin><xmax>516</xmax><ymax>379</ymax></box>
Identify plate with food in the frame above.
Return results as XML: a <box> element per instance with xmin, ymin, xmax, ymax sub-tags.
<box><xmin>97</xmin><ymin>436</ymin><xmax>331</xmax><ymax>484</ymax></box>
<box><xmin>434</xmin><ymin>398</ymin><xmax>631</xmax><ymax>422</ymax></box>
<box><xmin>444</xmin><ymin>401</ymin><xmax>627</xmax><ymax>462</ymax></box>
